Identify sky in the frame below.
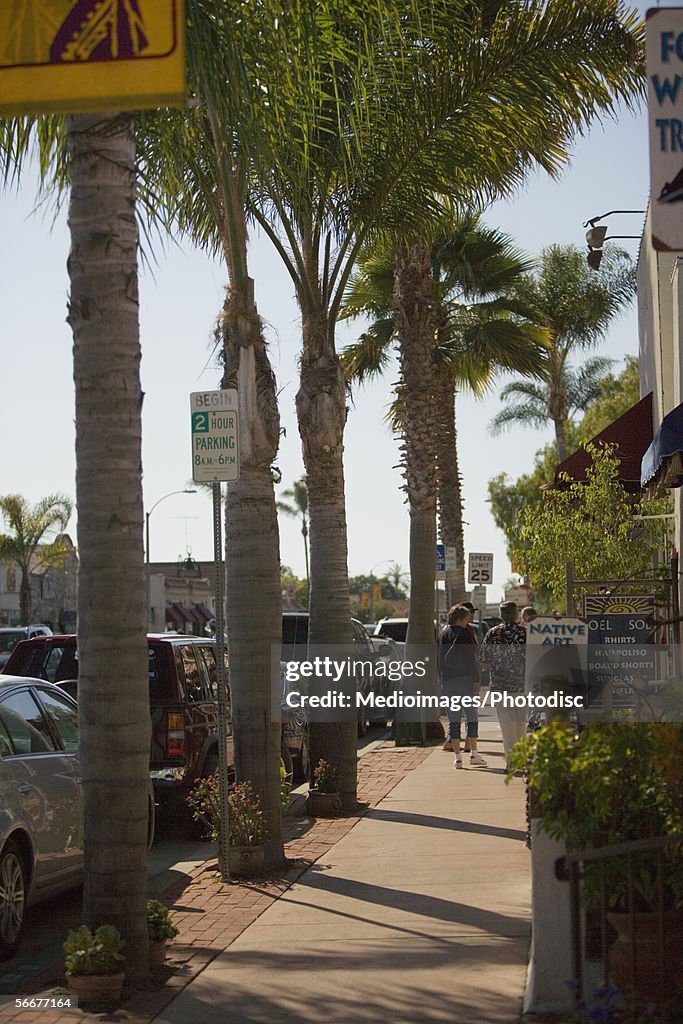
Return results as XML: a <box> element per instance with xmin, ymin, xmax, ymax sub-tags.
<box><xmin>0</xmin><ymin>3</ymin><xmax>659</xmax><ymax>605</ymax></box>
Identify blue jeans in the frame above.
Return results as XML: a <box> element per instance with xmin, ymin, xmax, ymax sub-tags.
<box><xmin>443</xmin><ymin>675</ymin><xmax>478</xmax><ymax>742</ymax></box>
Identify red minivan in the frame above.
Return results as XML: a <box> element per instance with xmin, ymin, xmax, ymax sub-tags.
<box><xmin>3</xmin><ymin>634</ymin><xmax>231</xmax><ymax>821</ymax></box>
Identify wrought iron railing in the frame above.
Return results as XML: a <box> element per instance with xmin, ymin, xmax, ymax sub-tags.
<box><xmin>556</xmin><ymin>832</ymin><xmax>683</xmax><ymax>1005</ymax></box>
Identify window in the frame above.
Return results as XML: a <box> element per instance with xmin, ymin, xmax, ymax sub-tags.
<box><xmin>196</xmin><ymin>645</ymin><xmax>218</xmax><ymax>700</ymax></box>
<box><xmin>36</xmin><ymin>689</ymin><xmax>78</xmax><ymax>753</ymax></box>
<box><xmin>0</xmin><ymin>697</ymin><xmax>55</xmax><ymax>754</ymax></box>
<box><xmin>178</xmin><ymin>645</ymin><xmax>204</xmax><ymax>701</ymax></box>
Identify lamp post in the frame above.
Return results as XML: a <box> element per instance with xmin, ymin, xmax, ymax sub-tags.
<box><xmin>145</xmin><ymin>489</ymin><xmax>197</xmax><ymax>628</ymax></box>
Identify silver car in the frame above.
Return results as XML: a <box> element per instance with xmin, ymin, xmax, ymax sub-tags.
<box><xmin>0</xmin><ymin>676</ymin><xmax>83</xmax><ymax>959</ymax></box>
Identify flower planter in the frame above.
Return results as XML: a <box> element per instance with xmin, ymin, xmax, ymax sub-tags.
<box><xmin>607</xmin><ymin>910</ymin><xmax>683</xmax><ymax>1001</ymax></box>
<box><xmin>229</xmin><ymin>844</ymin><xmax>265</xmax><ymax>878</ymax></box>
<box><xmin>306</xmin><ymin>789</ymin><xmax>342</xmax><ymax>817</ymax></box>
<box><xmin>66</xmin><ymin>970</ymin><xmax>125</xmax><ymax>1011</ymax></box>
<box><xmin>149</xmin><ymin>939</ymin><xmax>168</xmax><ymax>968</ymax></box>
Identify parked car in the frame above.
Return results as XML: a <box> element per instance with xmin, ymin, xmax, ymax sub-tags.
<box><xmin>0</xmin><ymin>674</ymin><xmax>156</xmax><ymax>960</ymax></box>
<box><xmin>372</xmin><ymin>617</ymin><xmax>409</xmax><ymax>653</ymax></box>
<box><xmin>3</xmin><ymin>634</ymin><xmax>231</xmax><ymax>821</ymax></box>
<box><xmin>281</xmin><ymin>612</ymin><xmax>392</xmax><ymax>734</ymax></box>
<box><xmin>0</xmin><ymin>626</ymin><xmax>53</xmax><ymax>670</ymax></box>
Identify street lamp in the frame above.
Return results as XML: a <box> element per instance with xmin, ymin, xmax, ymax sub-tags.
<box><xmin>145</xmin><ymin>489</ymin><xmax>197</xmax><ymax>627</ymax></box>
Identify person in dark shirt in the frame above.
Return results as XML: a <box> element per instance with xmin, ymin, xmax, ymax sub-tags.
<box><xmin>439</xmin><ymin>604</ymin><xmax>487</xmax><ymax>769</ymax></box>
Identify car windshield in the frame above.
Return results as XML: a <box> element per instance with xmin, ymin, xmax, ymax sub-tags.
<box><xmin>0</xmin><ymin>631</ymin><xmax>25</xmax><ymax>654</ymax></box>
<box><xmin>377</xmin><ymin>621</ymin><xmax>408</xmax><ymax>642</ymax></box>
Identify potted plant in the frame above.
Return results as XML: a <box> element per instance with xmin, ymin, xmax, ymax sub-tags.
<box><xmin>187</xmin><ymin>777</ymin><xmax>268</xmax><ymax>877</ymax></box>
<box><xmin>306</xmin><ymin>758</ymin><xmax>342</xmax><ymax>817</ymax></box>
<box><xmin>508</xmin><ymin>723</ymin><xmax>683</xmax><ymax>1000</ymax></box>
<box><xmin>63</xmin><ymin>924</ymin><xmax>125</xmax><ymax>1010</ymax></box>
<box><xmin>147</xmin><ymin>899</ymin><xmax>179</xmax><ymax>967</ymax></box>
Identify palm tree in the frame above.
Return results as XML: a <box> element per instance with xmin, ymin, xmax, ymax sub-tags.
<box><xmin>0</xmin><ymin>493</ymin><xmax>72</xmax><ymax>623</ymax></box>
<box><xmin>341</xmin><ymin>213</ymin><xmax>547</xmax><ymax>608</ymax></box>
<box><xmin>135</xmin><ymin>6</ymin><xmax>286</xmax><ymax>867</ymax></box>
<box><xmin>241</xmin><ymin>0</ymin><xmax>645</xmax><ymax>774</ymax></box>
<box><xmin>67</xmin><ymin>111</ymin><xmax>151</xmax><ymax>982</ymax></box>
<box><xmin>277</xmin><ymin>478</ymin><xmax>310</xmax><ymax>590</ymax></box>
<box><xmin>489</xmin><ymin>244</ymin><xmax>636</xmax><ymax>461</ymax></box>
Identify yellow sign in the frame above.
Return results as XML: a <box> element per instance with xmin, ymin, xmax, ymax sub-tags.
<box><xmin>0</xmin><ymin>1</ymin><xmax>185</xmax><ymax>115</ymax></box>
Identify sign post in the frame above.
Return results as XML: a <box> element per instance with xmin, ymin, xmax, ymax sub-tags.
<box><xmin>190</xmin><ymin>389</ymin><xmax>240</xmax><ymax>880</ymax></box>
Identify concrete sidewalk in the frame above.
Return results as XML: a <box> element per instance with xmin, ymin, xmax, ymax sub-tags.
<box><xmin>157</xmin><ymin>722</ymin><xmax>531</xmax><ymax>1024</ymax></box>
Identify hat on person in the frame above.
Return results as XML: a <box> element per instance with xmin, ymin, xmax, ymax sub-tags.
<box><xmin>461</xmin><ymin>601</ymin><xmax>475</xmax><ymax>613</ymax></box>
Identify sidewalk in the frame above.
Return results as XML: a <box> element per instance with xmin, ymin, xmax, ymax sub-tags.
<box><xmin>1</xmin><ymin>723</ymin><xmax>531</xmax><ymax>1023</ymax></box>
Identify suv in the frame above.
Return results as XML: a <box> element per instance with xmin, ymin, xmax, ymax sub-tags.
<box><xmin>0</xmin><ymin>626</ymin><xmax>53</xmax><ymax>670</ymax></box>
<box><xmin>281</xmin><ymin>612</ymin><xmax>392</xmax><ymax>733</ymax></box>
<box><xmin>3</xmin><ymin>634</ymin><xmax>229</xmax><ymax>820</ymax></box>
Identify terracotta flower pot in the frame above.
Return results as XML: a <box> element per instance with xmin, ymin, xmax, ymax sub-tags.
<box><xmin>607</xmin><ymin>910</ymin><xmax>683</xmax><ymax>1001</ymax></box>
<box><xmin>306</xmin><ymin>789</ymin><xmax>342</xmax><ymax>817</ymax></box>
<box><xmin>229</xmin><ymin>844</ymin><xmax>265</xmax><ymax>878</ymax></box>
<box><xmin>66</xmin><ymin>970</ymin><xmax>125</xmax><ymax>1011</ymax></box>
<box><xmin>149</xmin><ymin>939</ymin><xmax>168</xmax><ymax>967</ymax></box>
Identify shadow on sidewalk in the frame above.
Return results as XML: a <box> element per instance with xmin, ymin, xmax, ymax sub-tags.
<box><xmin>168</xmin><ymin>944</ymin><xmax>527</xmax><ymax>1023</ymax></box>
<box><xmin>295</xmin><ymin>871</ymin><xmax>527</xmax><ymax>936</ymax></box>
<box><xmin>365</xmin><ymin>807</ymin><xmax>526</xmax><ymax>842</ymax></box>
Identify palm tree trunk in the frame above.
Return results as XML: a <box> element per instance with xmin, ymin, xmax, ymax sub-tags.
<box><xmin>220</xmin><ymin>286</ymin><xmax>284</xmax><ymax>869</ymax></box>
<box><xmin>554</xmin><ymin>417</ymin><xmax>568</xmax><ymax>464</ymax></box>
<box><xmin>435</xmin><ymin>376</ymin><xmax>467</xmax><ymax>606</ymax></box>
<box><xmin>67</xmin><ymin>112</ymin><xmax>150</xmax><ymax>984</ymax></box>
<box><xmin>296</xmin><ymin>310</ymin><xmax>357</xmax><ymax>812</ymax></box>
<box><xmin>19</xmin><ymin>569</ymin><xmax>31</xmax><ymax>625</ymax></box>
<box><xmin>394</xmin><ymin>244</ymin><xmax>440</xmax><ymax>738</ymax></box>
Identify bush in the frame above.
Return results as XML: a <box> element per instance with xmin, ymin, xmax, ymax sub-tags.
<box><xmin>147</xmin><ymin>900</ymin><xmax>179</xmax><ymax>943</ymax></box>
<box><xmin>186</xmin><ymin>777</ymin><xmax>268</xmax><ymax>846</ymax></box>
<box><xmin>312</xmin><ymin>758</ymin><xmax>339</xmax><ymax>793</ymax></box>
<box><xmin>63</xmin><ymin>925</ymin><xmax>125</xmax><ymax>976</ymax></box>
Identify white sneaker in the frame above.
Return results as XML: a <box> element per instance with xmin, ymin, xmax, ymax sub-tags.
<box><xmin>469</xmin><ymin>752</ymin><xmax>488</xmax><ymax>767</ymax></box>
<box><xmin>453</xmin><ymin>756</ymin><xmax>463</xmax><ymax>769</ymax></box>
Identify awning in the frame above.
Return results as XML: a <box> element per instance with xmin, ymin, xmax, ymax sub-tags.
<box><xmin>193</xmin><ymin>603</ymin><xmax>214</xmax><ymax>623</ymax></box>
<box><xmin>641</xmin><ymin>400</ymin><xmax>683</xmax><ymax>491</ymax></box>
<box><xmin>166</xmin><ymin>603</ymin><xmax>188</xmax><ymax>628</ymax></box>
<box><xmin>553</xmin><ymin>393</ymin><xmax>653</xmax><ymax>494</ymax></box>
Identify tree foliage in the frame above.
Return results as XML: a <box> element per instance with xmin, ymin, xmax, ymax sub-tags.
<box><xmin>489</xmin><ymin>244</ymin><xmax>636</xmax><ymax>460</ymax></box>
<box><xmin>0</xmin><ymin>493</ymin><xmax>72</xmax><ymax>623</ymax></box>
<box><xmin>488</xmin><ymin>356</ymin><xmax>640</xmax><ymax>557</ymax></box>
<box><xmin>513</xmin><ymin>444</ymin><xmax>670</xmax><ymax>608</ymax></box>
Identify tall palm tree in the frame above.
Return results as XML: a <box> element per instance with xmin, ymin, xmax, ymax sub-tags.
<box><xmin>489</xmin><ymin>244</ymin><xmax>636</xmax><ymax>461</ymax></box>
<box><xmin>277</xmin><ymin>478</ymin><xmax>310</xmax><ymax>589</ymax></box>
<box><xmin>67</xmin><ymin>111</ymin><xmax>151</xmax><ymax>982</ymax></box>
<box><xmin>241</xmin><ymin>0</ymin><xmax>644</xmax><ymax>775</ymax></box>
<box><xmin>341</xmin><ymin>213</ymin><xmax>547</xmax><ymax>608</ymax></box>
<box><xmin>0</xmin><ymin>493</ymin><xmax>72</xmax><ymax>623</ymax></box>
<box><xmin>136</xmin><ymin>5</ymin><xmax>286</xmax><ymax>867</ymax></box>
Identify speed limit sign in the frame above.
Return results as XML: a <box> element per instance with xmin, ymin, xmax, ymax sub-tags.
<box><xmin>468</xmin><ymin>552</ymin><xmax>493</xmax><ymax>585</ymax></box>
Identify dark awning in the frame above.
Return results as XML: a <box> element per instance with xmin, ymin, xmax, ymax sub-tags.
<box><xmin>166</xmin><ymin>603</ymin><xmax>188</xmax><ymax>627</ymax></box>
<box><xmin>554</xmin><ymin>393</ymin><xmax>653</xmax><ymax>494</ymax></box>
<box><xmin>641</xmin><ymin>401</ymin><xmax>683</xmax><ymax>491</ymax></box>
<box><xmin>193</xmin><ymin>603</ymin><xmax>214</xmax><ymax>623</ymax></box>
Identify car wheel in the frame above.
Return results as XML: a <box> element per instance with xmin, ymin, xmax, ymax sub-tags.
<box><xmin>0</xmin><ymin>840</ymin><xmax>27</xmax><ymax>961</ymax></box>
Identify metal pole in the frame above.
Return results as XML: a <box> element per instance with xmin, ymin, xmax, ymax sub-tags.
<box><xmin>213</xmin><ymin>481</ymin><xmax>230</xmax><ymax>880</ymax></box>
<box><xmin>145</xmin><ymin>512</ymin><xmax>151</xmax><ymax>628</ymax></box>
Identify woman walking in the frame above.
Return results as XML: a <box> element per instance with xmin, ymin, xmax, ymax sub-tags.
<box><xmin>438</xmin><ymin>604</ymin><xmax>487</xmax><ymax>768</ymax></box>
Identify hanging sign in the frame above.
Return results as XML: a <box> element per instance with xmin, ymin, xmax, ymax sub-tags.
<box><xmin>0</xmin><ymin>1</ymin><xmax>186</xmax><ymax>116</ymax></box>
<box><xmin>646</xmin><ymin>7</ymin><xmax>683</xmax><ymax>250</ymax></box>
